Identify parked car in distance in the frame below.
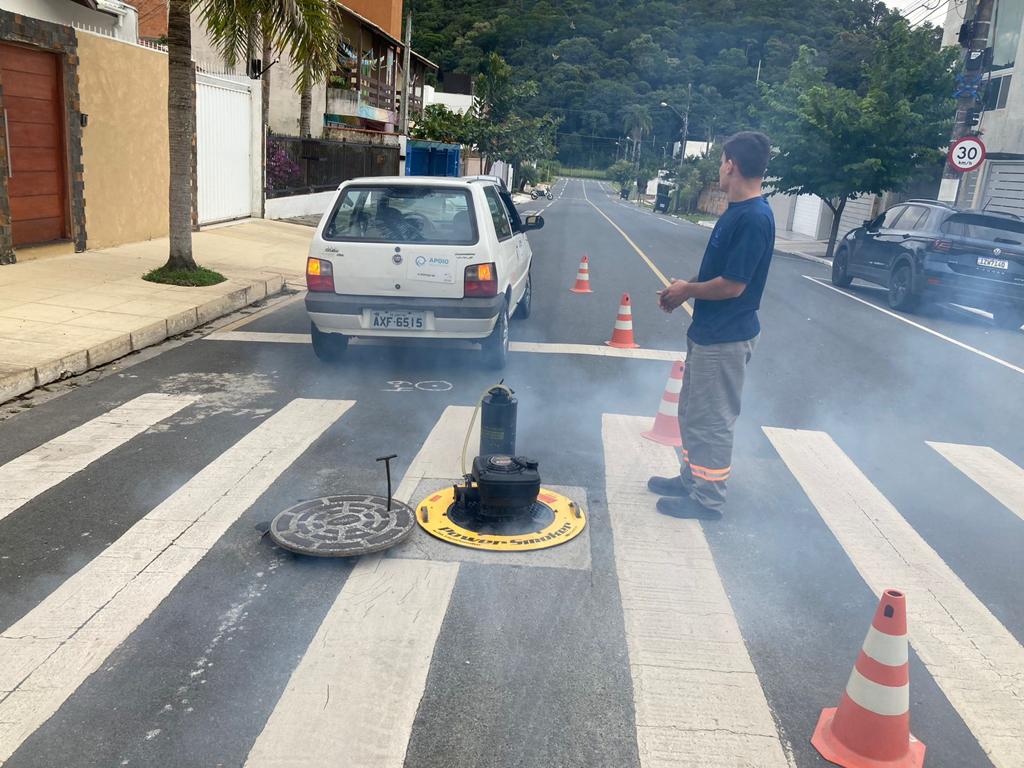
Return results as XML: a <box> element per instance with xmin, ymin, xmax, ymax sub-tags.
<box><xmin>832</xmin><ymin>199</ymin><xmax>1024</xmax><ymax>329</ymax></box>
<box><xmin>305</xmin><ymin>176</ymin><xmax>544</xmax><ymax>368</ymax></box>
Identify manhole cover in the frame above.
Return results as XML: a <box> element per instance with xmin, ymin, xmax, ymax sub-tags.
<box><xmin>269</xmin><ymin>495</ymin><xmax>416</xmax><ymax>557</ymax></box>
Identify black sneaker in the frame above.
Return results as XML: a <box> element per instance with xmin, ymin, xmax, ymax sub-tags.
<box><xmin>647</xmin><ymin>475</ymin><xmax>690</xmax><ymax>497</ymax></box>
<box><xmin>656</xmin><ymin>496</ymin><xmax>722</xmax><ymax>521</ymax></box>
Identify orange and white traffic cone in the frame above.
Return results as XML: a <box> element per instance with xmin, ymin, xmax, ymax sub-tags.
<box><xmin>570</xmin><ymin>255</ymin><xmax>593</xmax><ymax>293</ymax></box>
<box><xmin>641</xmin><ymin>361</ymin><xmax>684</xmax><ymax>446</ymax></box>
<box><xmin>606</xmin><ymin>293</ymin><xmax>639</xmax><ymax>349</ymax></box>
<box><xmin>812</xmin><ymin>589</ymin><xmax>925</xmax><ymax>768</ymax></box>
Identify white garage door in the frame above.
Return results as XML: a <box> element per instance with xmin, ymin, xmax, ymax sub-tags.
<box><xmin>197</xmin><ymin>74</ymin><xmax>254</xmax><ymax>224</ymax></box>
<box><xmin>979</xmin><ymin>161</ymin><xmax>1024</xmax><ymax>216</ymax></box>
<box><xmin>838</xmin><ymin>194</ymin><xmax>877</xmax><ymax>236</ymax></box>
<box><xmin>792</xmin><ymin>194</ymin><xmax>824</xmax><ymax>237</ymax></box>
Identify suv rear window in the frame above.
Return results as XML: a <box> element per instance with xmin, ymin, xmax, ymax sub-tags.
<box><xmin>941</xmin><ymin>214</ymin><xmax>1024</xmax><ymax>245</ymax></box>
<box><xmin>324</xmin><ymin>186</ymin><xmax>478</xmax><ymax>245</ymax></box>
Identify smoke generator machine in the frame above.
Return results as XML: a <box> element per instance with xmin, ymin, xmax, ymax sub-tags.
<box><xmin>415</xmin><ymin>383</ymin><xmax>586</xmax><ymax>552</ymax></box>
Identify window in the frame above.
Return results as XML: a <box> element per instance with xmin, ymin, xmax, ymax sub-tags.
<box><xmin>324</xmin><ymin>186</ymin><xmax>477</xmax><ymax>244</ymax></box>
<box><xmin>982</xmin><ymin>74</ymin><xmax>1012</xmax><ymax>111</ymax></box>
<box><xmin>898</xmin><ymin>205</ymin><xmax>931</xmax><ymax>231</ymax></box>
<box><xmin>942</xmin><ymin>214</ymin><xmax>1024</xmax><ymax>244</ymax></box>
<box><xmin>484</xmin><ymin>186</ymin><xmax>513</xmax><ymax>240</ymax></box>
<box><xmin>990</xmin><ymin>0</ymin><xmax>1023</xmax><ymax>71</ymax></box>
<box><xmin>879</xmin><ymin>206</ymin><xmax>906</xmax><ymax>229</ymax></box>
<box><xmin>498</xmin><ymin>189</ymin><xmax>524</xmax><ymax>233</ymax></box>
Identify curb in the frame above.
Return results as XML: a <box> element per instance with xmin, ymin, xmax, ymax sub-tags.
<box><xmin>773</xmin><ymin>246</ymin><xmax>832</xmax><ymax>267</ymax></box>
<box><xmin>0</xmin><ymin>274</ymin><xmax>292</xmax><ymax>405</ymax></box>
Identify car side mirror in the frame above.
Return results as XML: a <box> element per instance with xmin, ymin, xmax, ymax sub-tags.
<box><xmin>864</xmin><ymin>216</ymin><xmax>881</xmax><ymax>230</ymax></box>
<box><xmin>524</xmin><ymin>214</ymin><xmax>545</xmax><ymax>231</ymax></box>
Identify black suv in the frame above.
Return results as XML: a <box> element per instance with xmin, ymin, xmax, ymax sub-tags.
<box><xmin>831</xmin><ymin>199</ymin><xmax>1024</xmax><ymax>329</ymax></box>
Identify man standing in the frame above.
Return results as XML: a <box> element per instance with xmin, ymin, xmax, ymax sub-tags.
<box><xmin>650</xmin><ymin>131</ymin><xmax>775</xmax><ymax>520</ymax></box>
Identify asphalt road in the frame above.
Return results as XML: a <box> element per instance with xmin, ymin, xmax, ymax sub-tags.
<box><xmin>1</xmin><ymin>177</ymin><xmax>1021</xmax><ymax>768</ymax></box>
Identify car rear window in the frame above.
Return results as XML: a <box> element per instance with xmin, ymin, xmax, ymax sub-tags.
<box><xmin>941</xmin><ymin>214</ymin><xmax>1024</xmax><ymax>245</ymax></box>
<box><xmin>324</xmin><ymin>186</ymin><xmax>478</xmax><ymax>245</ymax></box>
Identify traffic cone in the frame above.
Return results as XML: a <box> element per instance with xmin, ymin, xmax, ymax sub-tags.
<box><xmin>641</xmin><ymin>361</ymin><xmax>684</xmax><ymax>446</ymax></box>
<box><xmin>606</xmin><ymin>293</ymin><xmax>640</xmax><ymax>349</ymax></box>
<box><xmin>570</xmin><ymin>255</ymin><xmax>593</xmax><ymax>293</ymax></box>
<box><xmin>812</xmin><ymin>589</ymin><xmax>925</xmax><ymax>768</ymax></box>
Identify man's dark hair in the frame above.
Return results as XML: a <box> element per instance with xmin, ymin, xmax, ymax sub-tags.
<box><xmin>722</xmin><ymin>131</ymin><xmax>771</xmax><ymax>179</ymax></box>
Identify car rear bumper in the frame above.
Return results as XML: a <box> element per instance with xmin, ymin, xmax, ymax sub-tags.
<box><xmin>920</xmin><ymin>261</ymin><xmax>1024</xmax><ymax>308</ymax></box>
<box><xmin>306</xmin><ymin>292</ymin><xmax>502</xmax><ymax>338</ymax></box>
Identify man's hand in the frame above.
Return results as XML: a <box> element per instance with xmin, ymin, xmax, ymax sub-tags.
<box><xmin>657</xmin><ymin>280</ymin><xmax>690</xmax><ymax>313</ymax></box>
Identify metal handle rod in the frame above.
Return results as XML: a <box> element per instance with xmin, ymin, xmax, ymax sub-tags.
<box><xmin>376</xmin><ymin>454</ymin><xmax>398</xmax><ymax>511</ymax></box>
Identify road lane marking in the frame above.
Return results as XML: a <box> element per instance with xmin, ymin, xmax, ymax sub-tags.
<box><xmin>244</xmin><ymin>406</ymin><xmax>469</xmax><ymax>767</ymax></box>
<box><xmin>0</xmin><ymin>393</ymin><xmax>198</xmax><ymax>524</ymax></box>
<box><xmin>0</xmin><ymin>398</ymin><xmax>354</xmax><ymax>765</ymax></box>
<box><xmin>203</xmin><ymin>332</ymin><xmax>685</xmax><ymax>361</ymax></box>
<box><xmin>764</xmin><ymin>427</ymin><xmax>1024</xmax><ymax>768</ymax></box>
<box><xmin>927</xmin><ymin>442</ymin><xmax>1024</xmax><ymax>523</ymax></box>
<box><xmin>803</xmin><ymin>276</ymin><xmax>1024</xmax><ymax>376</ymax></box>
<box><xmin>581</xmin><ymin>182</ymin><xmax>694</xmax><ymax>317</ymax></box>
<box><xmin>603</xmin><ymin>414</ymin><xmax>793</xmax><ymax>767</ymax></box>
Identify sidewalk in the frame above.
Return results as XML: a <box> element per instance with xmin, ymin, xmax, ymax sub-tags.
<box><xmin>0</xmin><ymin>219</ymin><xmax>311</xmax><ymax>404</ymax></box>
<box><xmin>697</xmin><ymin>220</ymin><xmax>832</xmax><ymax>263</ymax></box>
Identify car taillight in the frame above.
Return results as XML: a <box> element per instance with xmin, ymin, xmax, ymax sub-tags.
<box><xmin>464</xmin><ymin>262</ymin><xmax>498</xmax><ymax>297</ymax></box>
<box><xmin>931</xmin><ymin>239</ymin><xmax>952</xmax><ymax>252</ymax></box>
<box><xmin>306</xmin><ymin>257</ymin><xmax>335</xmax><ymax>292</ymax></box>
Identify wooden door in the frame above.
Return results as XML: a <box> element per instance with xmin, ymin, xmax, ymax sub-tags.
<box><xmin>0</xmin><ymin>43</ymin><xmax>67</xmax><ymax>246</ymax></box>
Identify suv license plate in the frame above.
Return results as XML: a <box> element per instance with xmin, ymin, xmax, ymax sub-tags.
<box><xmin>978</xmin><ymin>256</ymin><xmax>1009</xmax><ymax>269</ymax></box>
<box><xmin>370</xmin><ymin>310</ymin><xmax>426</xmax><ymax>330</ymax></box>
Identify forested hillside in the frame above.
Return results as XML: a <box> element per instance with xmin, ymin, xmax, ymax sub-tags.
<box><xmin>410</xmin><ymin>0</ymin><xmax>921</xmax><ymax>166</ymax></box>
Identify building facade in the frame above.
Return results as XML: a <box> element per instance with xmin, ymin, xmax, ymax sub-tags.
<box><xmin>942</xmin><ymin>0</ymin><xmax>1024</xmax><ymax>214</ymax></box>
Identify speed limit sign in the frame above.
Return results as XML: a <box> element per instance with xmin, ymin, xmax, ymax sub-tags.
<box><xmin>948</xmin><ymin>136</ymin><xmax>986</xmax><ymax>172</ymax></box>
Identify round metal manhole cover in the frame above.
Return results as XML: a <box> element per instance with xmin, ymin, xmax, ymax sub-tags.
<box><xmin>269</xmin><ymin>495</ymin><xmax>416</xmax><ymax>557</ymax></box>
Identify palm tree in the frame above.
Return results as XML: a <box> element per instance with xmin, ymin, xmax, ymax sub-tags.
<box><xmin>163</xmin><ymin>0</ymin><xmax>337</xmax><ymax>271</ymax></box>
<box><xmin>621</xmin><ymin>104</ymin><xmax>652</xmax><ymax>166</ymax></box>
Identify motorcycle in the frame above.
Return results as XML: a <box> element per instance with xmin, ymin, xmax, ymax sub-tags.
<box><xmin>530</xmin><ymin>186</ymin><xmax>554</xmax><ymax>200</ymax></box>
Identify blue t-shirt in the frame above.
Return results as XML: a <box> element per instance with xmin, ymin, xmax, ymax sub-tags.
<box><xmin>688</xmin><ymin>196</ymin><xmax>775</xmax><ymax>345</ymax></box>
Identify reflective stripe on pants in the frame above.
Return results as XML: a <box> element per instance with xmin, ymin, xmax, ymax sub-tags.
<box><xmin>678</xmin><ymin>335</ymin><xmax>758</xmax><ymax>510</ymax></box>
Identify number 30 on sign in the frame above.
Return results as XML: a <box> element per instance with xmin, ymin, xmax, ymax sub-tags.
<box><xmin>948</xmin><ymin>136</ymin><xmax>986</xmax><ymax>172</ymax></box>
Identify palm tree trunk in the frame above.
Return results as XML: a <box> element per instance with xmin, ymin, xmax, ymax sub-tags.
<box><xmin>166</xmin><ymin>0</ymin><xmax>197</xmax><ymax>270</ymax></box>
<box><xmin>299</xmin><ymin>80</ymin><xmax>312</xmax><ymax>138</ymax></box>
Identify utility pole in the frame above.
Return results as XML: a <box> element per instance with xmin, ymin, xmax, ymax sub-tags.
<box><xmin>399</xmin><ymin>11</ymin><xmax>413</xmax><ymax>135</ymax></box>
<box><xmin>940</xmin><ymin>0</ymin><xmax>994</xmax><ymax>203</ymax></box>
<box><xmin>679</xmin><ymin>82</ymin><xmax>691</xmax><ymax>177</ymax></box>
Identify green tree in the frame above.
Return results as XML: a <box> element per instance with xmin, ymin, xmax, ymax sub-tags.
<box><xmin>164</xmin><ymin>0</ymin><xmax>337</xmax><ymax>273</ymax></box>
<box><xmin>763</xmin><ymin>26</ymin><xmax>956</xmax><ymax>259</ymax></box>
<box><xmin>621</xmin><ymin>104</ymin><xmax>652</xmax><ymax>164</ymax></box>
<box><xmin>608</xmin><ymin>159</ymin><xmax>634</xmax><ymax>193</ymax></box>
<box><xmin>410</xmin><ymin>104</ymin><xmax>478</xmax><ymax>145</ymax></box>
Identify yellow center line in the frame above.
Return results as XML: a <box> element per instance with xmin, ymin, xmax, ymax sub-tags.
<box><xmin>579</xmin><ymin>180</ymin><xmax>693</xmax><ymax>316</ymax></box>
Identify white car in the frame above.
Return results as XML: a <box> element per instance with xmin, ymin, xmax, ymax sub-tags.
<box><xmin>304</xmin><ymin>176</ymin><xmax>544</xmax><ymax>368</ymax></box>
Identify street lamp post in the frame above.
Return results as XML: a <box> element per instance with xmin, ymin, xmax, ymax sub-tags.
<box><xmin>661</xmin><ymin>83</ymin><xmax>691</xmax><ymax>213</ymax></box>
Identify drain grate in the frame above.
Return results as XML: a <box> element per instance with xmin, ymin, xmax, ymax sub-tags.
<box><xmin>269</xmin><ymin>495</ymin><xmax>416</xmax><ymax>557</ymax></box>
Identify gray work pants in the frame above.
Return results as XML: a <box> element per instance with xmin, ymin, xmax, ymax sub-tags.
<box><xmin>678</xmin><ymin>335</ymin><xmax>758</xmax><ymax>510</ymax></box>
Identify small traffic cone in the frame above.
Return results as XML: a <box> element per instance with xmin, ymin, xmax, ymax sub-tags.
<box><xmin>606</xmin><ymin>293</ymin><xmax>640</xmax><ymax>349</ymax></box>
<box><xmin>641</xmin><ymin>361</ymin><xmax>684</xmax><ymax>446</ymax></box>
<box><xmin>570</xmin><ymin>255</ymin><xmax>593</xmax><ymax>293</ymax></box>
<box><xmin>812</xmin><ymin>589</ymin><xmax>925</xmax><ymax>768</ymax></box>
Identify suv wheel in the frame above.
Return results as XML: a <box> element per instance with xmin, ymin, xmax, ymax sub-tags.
<box><xmin>483</xmin><ymin>299</ymin><xmax>510</xmax><ymax>369</ymax></box>
<box><xmin>992</xmin><ymin>305</ymin><xmax>1024</xmax><ymax>330</ymax></box>
<box><xmin>831</xmin><ymin>246</ymin><xmax>853</xmax><ymax>287</ymax></box>
<box><xmin>311</xmin><ymin>322</ymin><xmax>348</xmax><ymax>362</ymax></box>
<box><xmin>887</xmin><ymin>263</ymin><xmax>918</xmax><ymax>312</ymax></box>
<box><xmin>514</xmin><ymin>271</ymin><xmax>532</xmax><ymax>319</ymax></box>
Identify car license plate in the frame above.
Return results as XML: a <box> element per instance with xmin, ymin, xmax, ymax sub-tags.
<box><xmin>977</xmin><ymin>256</ymin><xmax>1010</xmax><ymax>270</ymax></box>
<box><xmin>369</xmin><ymin>310</ymin><xmax>426</xmax><ymax>330</ymax></box>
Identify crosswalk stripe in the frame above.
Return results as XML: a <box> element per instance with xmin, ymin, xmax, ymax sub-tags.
<box><xmin>0</xmin><ymin>393</ymin><xmax>198</xmax><ymax>524</ymax></box>
<box><xmin>927</xmin><ymin>441</ymin><xmax>1024</xmax><ymax>523</ymax></box>
<box><xmin>603</xmin><ymin>414</ymin><xmax>793</xmax><ymax>767</ymax></box>
<box><xmin>765</xmin><ymin>428</ymin><xmax>1024</xmax><ymax>768</ymax></box>
<box><xmin>244</xmin><ymin>406</ymin><xmax>468</xmax><ymax>767</ymax></box>
<box><xmin>0</xmin><ymin>398</ymin><xmax>354</xmax><ymax>766</ymax></box>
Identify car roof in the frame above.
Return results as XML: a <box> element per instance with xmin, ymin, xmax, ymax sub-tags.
<box><xmin>340</xmin><ymin>176</ymin><xmax>472</xmax><ymax>187</ymax></box>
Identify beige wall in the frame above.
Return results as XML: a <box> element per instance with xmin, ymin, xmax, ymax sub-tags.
<box><xmin>341</xmin><ymin>0</ymin><xmax>402</xmax><ymax>40</ymax></box>
<box><xmin>77</xmin><ymin>33</ymin><xmax>169</xmax><ymax>248</ymax></box>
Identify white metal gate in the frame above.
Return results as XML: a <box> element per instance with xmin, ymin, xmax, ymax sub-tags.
<box><xmin>196</xmin><ymin>73</ymin><xmax>253</xmax><ymax>224</ymax></box>
<box><xmin>792</xmin><ymin>194</ymin><xmax>824</xmax><ymax>237</ymax></box>
<box><xmin>838</xmin><ymin>194</ymin><xmax>878</xmax><ymax>236</ymax></box>
<box><xmin>978</xmin><ymin>161</ymin><xmax>1024</xmax><ymax>216</ymax></box>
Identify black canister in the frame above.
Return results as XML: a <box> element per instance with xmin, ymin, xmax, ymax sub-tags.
<box><xmin>479</xmin><ymin>386</ymin><xmax>517</xmax><ymax>456</ymax></box>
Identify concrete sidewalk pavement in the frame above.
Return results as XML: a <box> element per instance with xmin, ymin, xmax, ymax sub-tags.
<box><xmin>0</xmin><ymin>219</ymin><xmax>312</xmax><ymax>404</ymax></box>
